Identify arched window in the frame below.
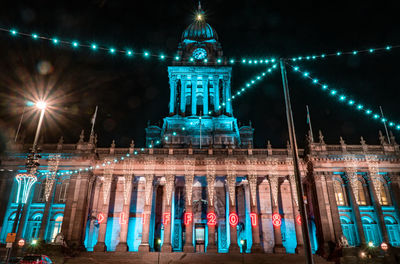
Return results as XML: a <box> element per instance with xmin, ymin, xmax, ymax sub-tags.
<box><xmin>340</xmin><ymin>216</ymin><xmax>357</xmax><ymax>246</ymax></box>
<box><xmin>379</xmin><ymin>181</ymin><xmax>390</xmax><ymax>206</ymax></box>
<box><xmin>51</xmin><ymin>215</ymin><xmax>63</xmax><ymax>242</ymax></box>
<box><xmin>384</xmin><ymin>216</ymin><xmax>400</xmax><ymax>247</ymax></box>
<box><xmin>59</xmin><ymin>181</ymin><xmax>69</xmax><ymax>203</ymax></box>
<box><xmin>362</xmin><ymin>217</ymin><xmax>380</xmax><ymax>246</ymax></box>
<box><xmin>29</xmin><ymin>214</ymin><xmax>42</xmax><ymax>241</ymax></box>
<box><xmin>357</xmin><ymin>180</ymin><xmax>368</xmax><ymax>205</ymax></box>
<box><xmin>334</xmin><ymin>180</ymin><xmax>347</xmax><ymax>206</ymax></box>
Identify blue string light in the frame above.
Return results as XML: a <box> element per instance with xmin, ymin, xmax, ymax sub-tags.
<box><xmin>287</xmin><ymin>44</ymin><xmax>399</xmax><ymax>62</ymax></box>
<box><xmin>287</xmin><ymin>63</ymin><xmax>400</xmax><ymax>131</ymax></box>
<box><xmin>38</xmin><ymin>148</ymin><xmax>151</xmax><ymax>177</ymax></box>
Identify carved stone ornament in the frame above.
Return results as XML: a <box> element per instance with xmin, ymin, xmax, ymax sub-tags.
<box><xmin>246</xmin><ymin>158</ymin><xmax>258</xmax><ymax>206</ymax></box>
<box><xmin>366</xmin><ymin>155</ymin><xmax>382</xmax><ymax>205</ymax></box>
<box><xmin>269</xmin><ymin>176</ymin><xmax>279</xmax><ymax>207</ymax></box>
<box><xmin>45</xmin><ymin>154</ymin><xmax>60</xmax><ymax>202</ymax></box>
<box><xmin>123</xmin><ymin>160</ymin><xmax>134</xmax><ymax>205</ymax></box>
<box><xmin>226</xmin><ymin>158</ymin><xmax>237</xmax><ymax>206</ymax></box>
<box><xmin>184</xmin><ymin>157</ymin><xmax>195</xmax><ymax>205</ymax></box>
<box><xmin>165</xmin><ymin>174</ymin><xmax>175</xmax><ymax>205</ymax></box>
<box><xmin>206</xmin><ymin>158</ymin><xmax>216</xmax><ymax>206</ymax></box>
<box><xmin>102</xmin><ymin>159</ymin><xmax>115</xmax><ymax>204</ymax></box>
<box><xmin>288</xmin><ymin>174</ymin><xmax>299</xmax><ymax>207</ymax></box>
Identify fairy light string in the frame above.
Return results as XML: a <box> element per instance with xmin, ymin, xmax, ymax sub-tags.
<box><xmin>286</xmin><ymin>62</ymin><xmax>400</xmax><ymax>131</ymax></box>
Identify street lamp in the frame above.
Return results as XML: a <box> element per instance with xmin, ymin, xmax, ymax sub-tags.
<box><xmin>11</xmin><ymin>100</ymin><xmax>48</xmax><ymax>242</ymax></box>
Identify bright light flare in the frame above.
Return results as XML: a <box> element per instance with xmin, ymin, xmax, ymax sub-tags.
<box><xmin>36</xmin><ymin>101</ymin><xmax>47</xmax><ymax>110</ymax></box>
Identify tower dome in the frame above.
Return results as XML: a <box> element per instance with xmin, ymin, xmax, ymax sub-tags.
<box><xmin>181</xmin><ymin>21</ymin><xmax>218</xmax><ymax>42</ymax></box>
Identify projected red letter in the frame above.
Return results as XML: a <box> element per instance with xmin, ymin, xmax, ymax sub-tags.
<box><xmin>250</xmin><ymin>213</ymin><xmax>257</xmax><ymax>227</ymax></box>
<box><xmin>272</xmin><ymin>213</ymin><xmax>281</xmax><ymax>227</ymax></box>
<box><xmin>163</xmin><ymin>212</ymin><xmax>170</xmax><ymax>225</ymax></box>
<box><xmin>207</xmin><ymin>212</ymin><xmax>217</xmax><ymax>226</ymax></box>
<box><xmin>296</xmin><ymin>215</ymin><xmax>301</xmax><ymax>225</ymax></box>
<box><xmin>229</xmin><ymin>212</ymin><xmax>239</xmax><ymax>226</ymax></box>
<box><xmin>184</xmin><ymin>212</ymin><xmax>193</xmax><ymax>225</ymax></box>
<box><xmin>142</xmin><ymin>213</ymin><xmax>146</xmax><ymax>224</ymax></box>
<box><xmin>119</xmin><ymin>212</ymin><xmax>127</xmax><ymax>225</ymax></box>
<box><xmin>97</xmin><ymin>213</ymin><xmax>105</xmax><ymax>224</ymax></box>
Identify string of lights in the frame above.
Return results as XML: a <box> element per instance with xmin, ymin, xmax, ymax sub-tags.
<box><xmin>286</xmin><ymin>62</ymin><xmax>400</xmax><ymax>131</ymax></box>
<box><xmin>38</xmin><ymin>148</ymin><xmax>149</xmax><ymax>177</ymax></box>
<box><xmin>285</xmin><ymin>44</ymin><xmax>398</xmax><ymax>62</ymax></box>
<box><xmin>229</xmin><ymin>64</ymin><xmax>278</xmax><ymax>103</ymax></box>
<box><xmin>0</xmin><ymin>27</ymin><xmax>277</xmax><ymax>65</ymax></box>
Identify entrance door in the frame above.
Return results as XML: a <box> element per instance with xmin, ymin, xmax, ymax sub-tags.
<box><xmin>195</xmin><ymin>223</ymin><xmax>205</xmax><ymax>252</ymax></box>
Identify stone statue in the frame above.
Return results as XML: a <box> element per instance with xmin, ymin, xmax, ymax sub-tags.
<box><xmin>339</xmin><ymin>233</ymin><xmax>349</xmax><ymax>248</ymax></box>
<box><xmin>54</xmin><ymin>232</ymin><xmax>66</xmax><ymax>246</ymax></box>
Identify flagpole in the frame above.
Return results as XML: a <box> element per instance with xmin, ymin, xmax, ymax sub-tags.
<box><xmin>379</xmin><ymin>106</ymin><xmax>391</xmax><ymax>144</ymax></box>
<box><xmin>90</xmin><ymin>105</ymin><xmax>98</xmax><ymax>137</ymax></box>
<box><xmin>306</xmin><ymin>105</ymin><xmax>314</xmax><ymax>142</ymax></box>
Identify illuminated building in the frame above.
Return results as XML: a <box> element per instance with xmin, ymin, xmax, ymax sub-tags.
<box><xmin>0</xmin><ymin>5</ymin><xmax>399</xmax><ymax>262</ymax></box>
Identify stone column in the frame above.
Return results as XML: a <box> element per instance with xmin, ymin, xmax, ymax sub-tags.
<box><xmin>325</xmin><ymin>173</ymin><xmax>343</xmax><ymax>242</ymax></box>
<box><xmin>191</xmin><ymin>75</ymin><xmax>197</xmax><ymax>115</ymax></box>
<box><xmin>213</xmin><ymin>76</ymin><xmax>219</xmax><ymax>113</ymax></box>
<box><xmin>62</xmin><ymin>173</ymin><xmax>80</xmax><ymax>243</ymax></box>
<box><xmin>85</xmin><ymin>177</ymin><xmax>102</xmax><ymax>251</ymax></box>
<box><xmin>161</xmin><ymin>174</ymin><xmax>174</xmax><ymax>252</ymax></box>
<box><xmin>270</xmin><ymin>177</ymin><xmax>286</xmax><ymax>253</ymax></box>
<box><xmin>288</xmin><ymin>175</ymin><xmax>304</xmax><ymax>254</ymax></box>
<box><xmin>247</xmin><ymin>173</ymin><xmax>263</xmax><ymax>253</ymax></box>
<box><xmin>346</xmin><ymin>168</ymin><xmax>366</xmax><ymax>246</ymax></box>
<box><xmin>138</xmin><ymin>175</ymin><xmax>154</xmax><ymax>252</ymax></box>
<box><xmin>183</xmin><ymin>158</ymin><xmax>195</xmax><ymax>252</ymax></box>
<box><xmin>16</xmin><ymin>185</ymin><xmax>35</xmax><ymax>240</ymax></box>
<box><xmin>116</xmin><ymin>167</ymin><xmax>133</xmax><ymax>251</ymax></box>
<box><xmin>169</xmin><ymin>74</ymin><xmax>176</xmax><ymax>115</ymax></box>
<box><xmin>368</xmin><ymin>172</ymin><xmax>390</xmax><ymax>243</ymax></box>
<box><xmin>93</xmin><ymin>171</ymin><xmax>114</xmax><ymax>252</ymax></box>
<box><xmin>181</xmin><ymin>77</ymin><xmax>187</xmax><ymax>115</ymax></box>
<box><xmin>203</xmin><ymin>77</ymin><xmax>208</xmax><ymax>115</ymax></box>
<box><xmin>38</xmin><ymin>178</ymin><xmax>57</xmax><ymax>242</ymax></box>
<box><xmin>224</xmin><ymin>75</ymin><xmax>232</xmax><ymax>115</ymax></box>
<box><xmin>206</xmin><ymin>159</ymin><xmax>217</xmax><ymax>252</ymax></box>
<box><xmin>227</xmin><ymin>173</ymin><xmax>240</xmax><ymax>252</ymax></box>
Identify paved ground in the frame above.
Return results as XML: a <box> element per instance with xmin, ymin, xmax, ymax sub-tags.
<box><xmin>65</xmin><ymin>252</ymin><xmax>334</xmax><ymax>264</ymax></box>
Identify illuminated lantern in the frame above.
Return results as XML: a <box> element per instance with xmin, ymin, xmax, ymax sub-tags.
<box><xmin>97</xmin><ymin>213</ymin><xmax>105</xmax><ymax>224</ymax></box>
<box><xmin>229</xmin><ymin>213</ymin><xmax>239</xmax><ymax>226</ymax></box>
<box><xmin>163</xmin><ymin>212</ymin><xmax>170</xmax><ymax>225</ymax></box>
<box><xmin>184</xmin><ymin>212</ymin><xmax>193</xmax><ymax>225</ymax></box>
<box><xmin>296</xmin><ymin>215</ymin><xmax>301</xmax><ymax>225</ymax></box>
<box><xmin>250</xmin><ymin>213</ymin><xmax>257</xmax><ymax>227</ymax></box>
<box><xmin>272</xmin><ymin>213</ymin><xmax>281</xmax><ymax>227</ymax></box>
<box><xmin>207</xmin><ymin>212</ymin><xmax>217</xmax><ymax>226</ymax></box>
<box><xmin>119</xmin><ymin>212</ymin><xmax>127</xmax><ymax>225</ymax></box>
<box><xmin>18</xmin><ymin>239</ymin><xmax>25</xmax><ymax>247</ymax></box>
<box><xmin>381</xmin><ymin>242</ymin><xmax>388</xmax><ymax>251</ymax></box>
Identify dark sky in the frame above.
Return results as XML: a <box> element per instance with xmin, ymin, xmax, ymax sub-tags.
<box><xmin>1</xmin><ymin>0</ymin><xmax>400</xmax><ymax>152</ymax></box>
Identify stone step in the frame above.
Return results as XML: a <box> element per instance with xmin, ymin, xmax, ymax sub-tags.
<box><xmin>64</xmin><ymin>252</ymin><xmax>334</xmax><ymax>264</ymax></box>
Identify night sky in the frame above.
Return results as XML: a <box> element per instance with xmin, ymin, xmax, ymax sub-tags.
<box><xmin>1</xmin><ymin>0</ymin><xmax>400</xmax><ymax>153</ymax></box>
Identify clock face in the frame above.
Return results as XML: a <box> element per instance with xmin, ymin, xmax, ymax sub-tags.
<box><xmin>192</xmin><ymin>48</ymin><xmax>207</xmax><ymax>60</ymax></box>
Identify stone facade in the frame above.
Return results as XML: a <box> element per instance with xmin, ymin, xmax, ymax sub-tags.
<box><xmin>0</xmin><ymin>5</ymin><xmax>399</xmax><ymax>262</ymax></box>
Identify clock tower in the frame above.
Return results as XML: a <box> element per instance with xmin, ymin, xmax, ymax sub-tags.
<box><xmin>145</xmin><ymin>3</ymin><xmax>254</xmax><ymax>148</ymax></box>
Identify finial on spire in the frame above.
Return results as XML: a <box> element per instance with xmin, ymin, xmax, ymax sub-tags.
<box><xmin>196</xmin><ymin>1</ymin><xmax>204</xmax><ymax>21</ymax></box>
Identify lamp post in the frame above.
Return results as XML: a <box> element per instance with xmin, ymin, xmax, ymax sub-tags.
<box><xmin>6</xmin><ymin>101</ymin><xmax>47</xmax><ymax>263</ymax></box>
<box><xmin>280</xmin><ymin>60</ymin><xmax>314</xmax><ymax>264</ymax></box>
